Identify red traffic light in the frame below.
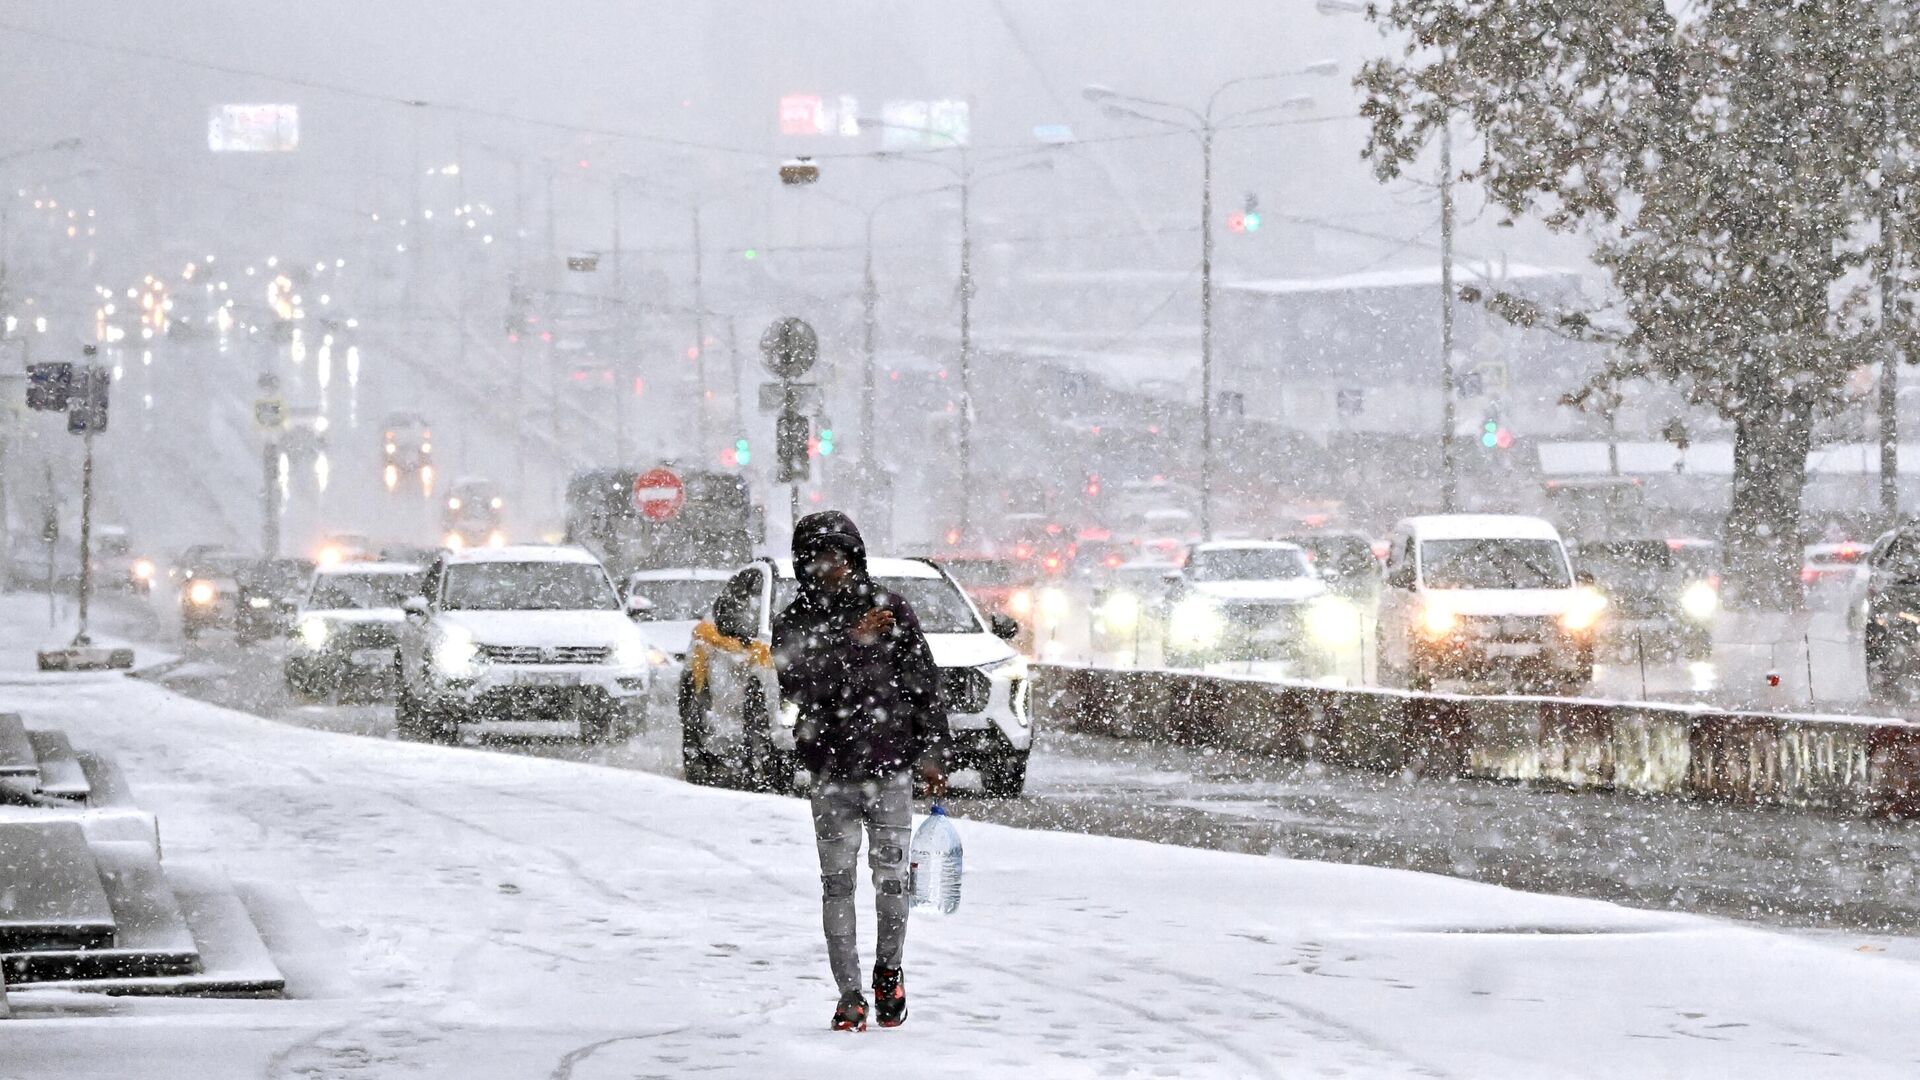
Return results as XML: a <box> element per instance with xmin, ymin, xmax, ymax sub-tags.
<box><xmin>1226</xmin><ymin>211</ymin><xmax>1247</xmax><ymax>234</ymax></box>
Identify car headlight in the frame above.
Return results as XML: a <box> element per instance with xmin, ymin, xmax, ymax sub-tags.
<box><xmin>646</xmin><ymin>646</ymin><xmax>672</xmax><ymax>667</ymax></box>
<box><xmin>1096</xmin><ymin>591</ymin><xmax>1141</xmax><ymax>633</ymax></box>
<box><xmin>486</xmin><ymin>529</ymin><xmax>507</xmax><ymax>548</ymax></box>
<box><xmin>1037</xmin><ymin>587</ymin><xmax>1071</xmax><ymax>625</ymax></box>
<box><xmin>297</xmin><ymin>616</ymin><xmax>331</xmax><ymax>649</ymax></box>
<box><xmin>132</xmin><ymin>558</ymin><xmax>156</xmax><ymax>581</ymax></box>
<box><xmin>1009</xmin><ymin>588</ymin><xmax>1035</xmax><ymax>617</ymax></box>
<box><xmin>611</xmin><ymin>631</ymin><xmax>653</xmax><ymax>671</ymax></box>
<box><xmin>248</xmin><ymin>596</ymin><xmax>273</xmax><ymax>610</ymax></box>
<box><xmin>1680</xmin><ymin>580</ymin><xmax>1719</xmax><ymax>621</ymax></box>
<box><xmin>431</xmin><ymin>625</ymin><xmax>482</xmax><ymax>679</ymax></box>
<box><xmin>187</xmin><ymin>580</ymin><xmax>216</xmax><ymax>606</ymax></box>
<box><xmin>1419</xmin><ymin>599</ymin><xmax>1458</xmax><ymax>638</ymax></box>
<box><xmin>981</xmin><ymin>654</ymin><xmax>1029</xmax><ymax>680</ymax></box>
<box><xmin>1561</xmin><ymin>586</ymin><xmax>1609</xmax><ymax>633</ymax></box>
<box><xmin>1305</xmin><ymin>595</ymin><xmax>1363</xmax><ymax>648</ymax></box>
<box><xmin>1169</xmin><ymin>595</ymin><xmax>1224</xmax><ymax>648</ymax></box>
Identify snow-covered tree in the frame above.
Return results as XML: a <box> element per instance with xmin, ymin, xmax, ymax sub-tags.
<box><xmin>1359</xmin><ymin>0</ymin><xmax>1920</xmax><ymax>606</ymax></box>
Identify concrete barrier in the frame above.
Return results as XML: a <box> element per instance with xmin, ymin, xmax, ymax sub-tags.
<box><xmin>1033</xmin><ymin>664</ymin><xmax>1920</xmax><ymax>819</ymax></box>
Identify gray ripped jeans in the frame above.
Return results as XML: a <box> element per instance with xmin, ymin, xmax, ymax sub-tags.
<box><xmin>810</xmin><ymin>772</ymin><xmax>912</xmax><ymax>995</ymax></box>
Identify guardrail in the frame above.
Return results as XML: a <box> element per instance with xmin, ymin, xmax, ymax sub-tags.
<box><xmin>1033</xmin><ymin>665</ymin><xmax>1920</xmax><ymax>818</ymax></box>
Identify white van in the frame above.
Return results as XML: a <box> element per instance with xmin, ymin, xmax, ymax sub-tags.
<box><xmin>1375</xmin><ymin>514</ymin><xmax>1603</xmax><ymax>692</ymax></box>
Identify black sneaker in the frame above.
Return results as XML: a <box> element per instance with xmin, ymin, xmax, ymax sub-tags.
<box><xmin>872</xmin><ymin>966</ymin><xmax>908</xmax><ymax>1028</ymax></box>
<box><xmin>831</xmin><ymin>990</ymin><xmax>869</xmax><ymax>1032</ymax></box>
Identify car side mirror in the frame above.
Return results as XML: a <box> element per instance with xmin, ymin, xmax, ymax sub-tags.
<box><xmin>1575</xmin><ymin>570</ymin><xmax>1596</xmax><ymax>587</ymax></box>
<box><xmin>1386</xmin><ymin>566</ymin><xmax>1415</xmax><ymax>590</ymax></box>
<box><xmin>990</xmin><ymin>612</ymin><xmax>1020</xmax><ymax>641</ymax></box>
<box><xmin>402</xmin><ymin>596</ymin><xmax>429</xmax><ymax>619</ymax></box>
<box><xmin>626</xmin><ymin>594</ymin><xmax>656</xmax><ymax>621</ymax></box>
<box><xmin>1162</xmin><ymin>569</ymin><xmax>1184</xmax><ymax>583</ymax></box>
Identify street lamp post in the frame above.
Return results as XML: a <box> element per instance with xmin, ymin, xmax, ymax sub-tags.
<box><xmin>1084</xmin><ymin>66</ymin><xmax>1335</xmax><ymax>540</ymax></box>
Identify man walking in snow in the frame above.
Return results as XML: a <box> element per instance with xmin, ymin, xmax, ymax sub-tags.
<box><xmin>772</xmin><ymin>511</ymin><xmax>949</xmax><ymax>1031</ymax></box>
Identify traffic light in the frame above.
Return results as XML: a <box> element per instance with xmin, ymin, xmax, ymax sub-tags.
<box><xmin>733</xmin><ymin>437</ymin><xmax>752</xmax><ymax>467</ymax></box>
<box><xmin>1242</xmin><ymin>192</ymin><xmax>1261</xmax><ymax>233</ymax></box>
<box><xmin>1480</xmin><ymin>418</ymin><xmax>1513</xmax><ymax>450</ymax></box>
<box><xmin>818</xmin><ymin>427</ymin><xmax>835</xmax><ymax>456</ymax></box>
<box><xmin>1226</xmin><ymin>211</ymin><xmax>1246</xmax><ymax>234</ymax></box>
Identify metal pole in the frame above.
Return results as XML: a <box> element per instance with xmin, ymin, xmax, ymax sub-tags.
<box><xmin>74</xmin><ymin>419</ymin><xmax>93</xmax><ymax>645</ymax></box>
<box><xmin>43</xmin><ymin>461</ymin><xmax>54</xmax><ymax>629</ymax></box>
<box><xmin>1199</xmin><ymin>125</ymin><xmax>1217</xmax><ymax>540</ymax></box>
<box><xmin>1439</xmin><ymin>125</ymin><xmax>1459</xmax><ymax>512</ymax></box>
<box><xmin>262</xmin><ymin>438</ymin><xmax>280</xmax><ymax>558</ymax></box>
<box><xmin>958</xmin><ymin>160</ymin><xmax>975</xmax><ymax>541</ymax></box>
<box><xmin>611</xmin><ymin>184</ymin><xmax>627</xmax><ymax>464</ymax></box>
<box><xmin>1882</xmin><ymin>199</ymin><xmax>1901</xmax><ymax>522</ymax></box>
<box><xmin>861</xmin><ymin>212</ymin><xmax>880</xmax><ymax>528</ymax></box>
<box><xmin>693</xmin><ymin>205</ymin><xmax>709</xmax><ymax>456</ymax></box>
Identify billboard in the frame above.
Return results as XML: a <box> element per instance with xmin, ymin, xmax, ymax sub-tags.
<box><xmin>208</xmin><ymin>104</ymin><xmax>300</xmax><ymax>153</ymax></box>
<box><xmin>880</xmin><ymin>99</ymin><xmax>969</xmax><ymax>149</ymax></box>
<box><xmin>779</xmin><ymin>93</ymin><xmax>861</xmax><ymax>137</ymax></box>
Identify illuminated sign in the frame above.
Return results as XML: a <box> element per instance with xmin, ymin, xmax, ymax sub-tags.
<box><xmin>880</xmin><ymin>99</ymin><xmax>969</xmax><ymax>148</ymax></box>
<box><xmin>208</xmin><ymin>104</ymin><xmax>300</xmax><ymax>152</ymax></box>
<box><xmin>779</xmin><ymin>94</ymin><xmax>861</xmax><ymax>137</ymax></box>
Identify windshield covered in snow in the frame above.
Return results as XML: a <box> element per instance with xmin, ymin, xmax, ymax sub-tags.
<box><xmin>1421</xmin><ymin>539</ymin><xmax>1570</xmax><ymax>590</ymax></box>
<box><xmin>441</xmin><ymin>562</ymin><xmax>618</xmax><ymax>611</ymax></box>
<box><xmin>626</xmin><ymin>578</ymin><xmax>726</xmax><ymax>620</ymax></box>
<box><xmin>308</xmin><ymin>572</ymin><xmax>422</xmax><ymax>611</ymax></box>
<box><xmin>774</xmin><ymin>576</ymin><xmax>983</xmax><ymax>634</ymax></box>
<box><xmin>1187</xmin><ymin>547</ymin><xmax>1312</xmax><ymax>582</ymax></box>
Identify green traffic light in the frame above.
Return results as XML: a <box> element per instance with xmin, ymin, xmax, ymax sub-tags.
<box><xmin>734</xmin><ymin>437</ymin><xmax>751</xmax><ymax>465</ymax></box>
<box><xmin>1243</xmin><ymin>211</ymin><xmax>1262</xmax><ymax>232</ymax></box>
<box><xmin>819</xmin><ymin>428</ymin><xmax>835</xmax><ymax>455</ymax></box>
<box><xmin>743</xmin><ymin>248</ymin><xmax>758</xmax><ymax>261</ymax></box>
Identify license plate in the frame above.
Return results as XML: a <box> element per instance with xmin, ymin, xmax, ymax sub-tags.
<box><xmin>1253</xmin><ymin>625</ymin><xmax>1295</xmax><ymax>643</ymax></box>
<box><xmin>1486</xmin><ymin>642</ymin><xmax>1541</xmax><ymax>658</ymax></box>
<box><xmin>350</xmin><ymin>648</ymin><xmax>393</xmax><ymax>667</ymax></box>
<box><xmin>517</xmin><ymin>671</ymin><xmax>579</xmax><ymax>687</ymax></box>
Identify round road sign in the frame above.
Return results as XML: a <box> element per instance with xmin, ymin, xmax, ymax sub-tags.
<box><xmin>758</xmin><ymin>316</ymin><xmax>818</xmax><ymax>380</ymax></box>
<box><xmin>632</xmin><ymin>468</ymin><xmax>686</xmax><ymax>522</ymax></box>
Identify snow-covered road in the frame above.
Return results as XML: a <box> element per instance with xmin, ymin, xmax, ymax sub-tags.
<box><xmin>8</xmin><ymin>601</ymin><xmax>1920</xmax><ymax>1076</ymax></box>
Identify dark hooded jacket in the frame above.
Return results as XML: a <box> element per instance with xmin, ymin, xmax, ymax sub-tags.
<box><xmin>772</xmin><ymin>511</ymin><xmax>950</xmax><ymax>781</ymax></box>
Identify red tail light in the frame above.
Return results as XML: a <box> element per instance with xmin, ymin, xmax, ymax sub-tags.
<box><xmin>1800</xmin><ymin>568</ymin><xmax>1818</xmax><ymax>584</ymax></box>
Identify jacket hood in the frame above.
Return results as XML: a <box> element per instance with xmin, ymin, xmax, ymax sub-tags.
<box><xmin>792</xmin><ymin>511</ymin><xmax>869</xmax><ymax>579</ymax></box>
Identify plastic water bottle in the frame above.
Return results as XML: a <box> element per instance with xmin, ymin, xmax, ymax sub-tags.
<box><xmin>909</xmin><ymin>805</ymin><xmax>963</xmax><ymax>914</ymax></box>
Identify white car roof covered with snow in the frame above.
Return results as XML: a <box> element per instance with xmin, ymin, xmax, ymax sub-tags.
<box><xmin>1192</xmin><ymin>540</ymin><xmax>1305</xmax><ymax>554</ymax></box>
<box><xmin>1402</xmin><ymin>514</ymin><xmax>1564</xmax><ymax>542</ymax></box>
<box><xmin>629</xmin><ymin>567</ymin><xmax>734</xmax><ymax>582</ymax></box>
<box><xmin>771</xmin><ymin>557</ymin><xmax>944</xmax><ymax>580</ymax></box>
<box><xmin>443</xmin><ymin>544</ymin><xmax>602</xmax><ymax>566</ymax></box>
<box><xmin>315</xmin><ymin>561</ymin><xmax>422</xmax><ymax>577</ymax></box>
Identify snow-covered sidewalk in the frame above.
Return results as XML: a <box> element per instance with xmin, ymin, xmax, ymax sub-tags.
<box><xmin>3</xmin><ymin>624</ymin><xmax>1920</xmax><ymax>1076</ymax></box>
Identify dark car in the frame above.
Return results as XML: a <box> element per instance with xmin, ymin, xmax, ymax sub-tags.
<box><xmin>235</xmin><ymin>558</ymin><xmax>316</xmax><ymax>644</ymax></box>
<box><xmin>1282</xmin><ymin>531</ymin><xmax>1382</xmax><ymax>603</ymax></box>
<box><xmin>1575</xmin><ymin>539</ymin><xmax>1719</xmax><ymax>659</ymax></box>
<box><xmin>175</xmin><ymin>547</ymin><xmax>252</xmax><ymax>640</ymax></box>
<box><xmin>1863</xmin><ymin>526</ymin><xmax>1920</xmax><ymax>700</ymax></box>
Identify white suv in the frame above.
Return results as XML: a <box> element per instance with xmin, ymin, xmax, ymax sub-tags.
<box><xmin>1376</xmin><ymin>514</ymin><xmax>1603</xmax><ymax>692</ymax></box>
<box><xmin>682</xmin><ymin>556</ymin><xmax>1036</xmax><ymax>797</ymax></box>
<box><xmin>396</xmin><ymin>546</ymin><xmax>651</xmax><ymax>742</ymax></box>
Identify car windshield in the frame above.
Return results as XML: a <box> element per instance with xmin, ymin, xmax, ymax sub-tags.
<box><xmin>1421</xmin><ymin>538</ymin><xmax>1571</xmax><ymax>590</ymax></box>
<box><xmin>1285</xmin><ymin>536</ymin><xmax>1377</xmax><ymax>579</ymax></box>
<box><xmin>309</xmin><ymin>572</ymin><xmax>421</xmax><ymax>610</ymax></box>
<box><xmin>1578</xmin><ymin>542</ymin><xmax>1681</xmax><ymax>594</ymax></box>
<box><xmin>628</xmin><ymin>578</ymin><xmax>726</xmax><ymax>620</ymax></box>
<box><xmin>1187</xmin><ymin>548</ymin><xmax>1311</xmax><ymax>582</ymax></box>
<box><xmin>442</xmin><ymin>562</ymin><xmax>618</xmax><ymax>611</ymax></box>
<box><xmin>774</xmin><ymin>575</ymin><xmax>983</xmax><ymax>634</ymax></box>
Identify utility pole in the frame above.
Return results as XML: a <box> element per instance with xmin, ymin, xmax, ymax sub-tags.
<box><xmin>1882</xmin><ymin>198</ymin><xmax>1902</xmax><ymax>522</ymax></box>
<box><xmin>611</xmin><ymin>183</ymin><xmax>627</xmax><ymax>463</ymax></box>
<box><xmin>1198</xmin><ymin>126</ymin><xmax>1217</xmax><ymax>540</ymax></box>
<box><xmin>861</xmin><ymin>221</ymin><xmax>880</xmax><ymax>532</ymax></box>
<box><xmin>957</xmin><ymin>160</ymin><xmax>976</xmax><ymax>542</ymax></box>
<box><xmin>692</xmin><ymin>204</ymin><xmax>709</xmax><ymax>457</ymax></box>
<box><xmin>1438</xmin><ymin>125</ymin><xmax>1459</xmax><ymax>513</ymax></box>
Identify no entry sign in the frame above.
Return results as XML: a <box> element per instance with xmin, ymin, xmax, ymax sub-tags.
<box><xmin>632</xmin><ymin>468</ymin><xmax>686</xmax><ymax>522</ymax></box>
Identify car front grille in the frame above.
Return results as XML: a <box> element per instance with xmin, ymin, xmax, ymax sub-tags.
<box><xmin>939</xmin><ymin>667</ymin><xmax>992</xmax><ymax>713</ymax></box>
<box><xmin>1464</xmin><ymin>615</ymin><xmax>1556</xmax><ymax>641</ymax></box>
<box><xmin>336</xmin><ymin>624</ymin><xmax>400</xmax><ymax>650</ymax></box>
<box><xmin>479</xmin><ymin>644</ymin><xmax>613</xmax><ymax>665</ymax></box>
